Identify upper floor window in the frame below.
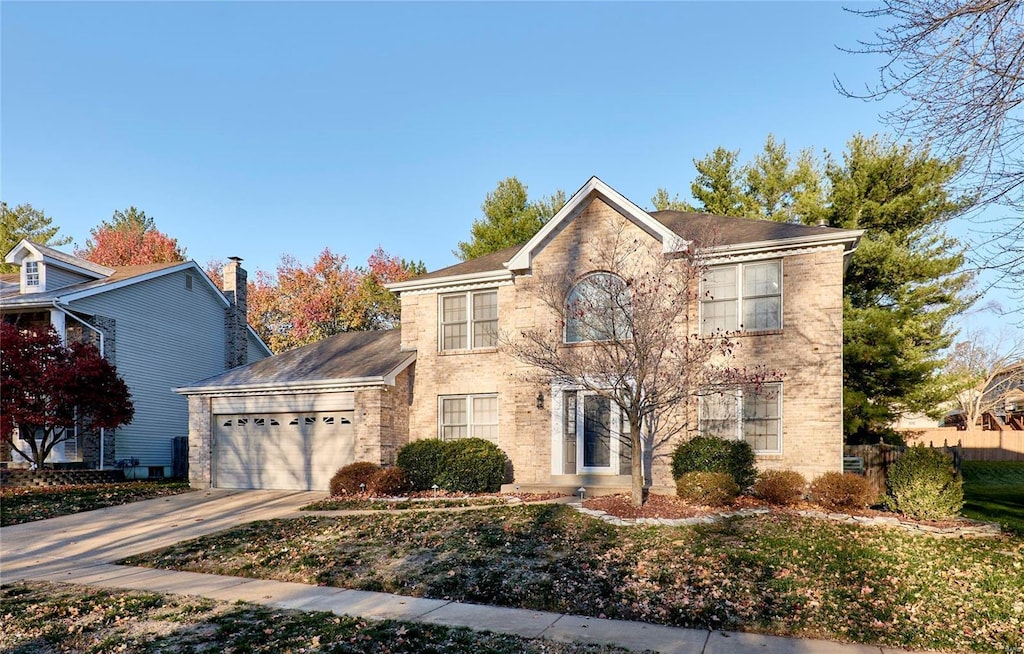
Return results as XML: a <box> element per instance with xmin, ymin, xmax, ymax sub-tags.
<box><xmin>24</xmin><ymin>261</ymin><xmax>40</xmax><ymax>287</ymax></box>
<box><xmin>701</xmin><ymin>260</ymin><xmax>781</xmax><ymax>333</ymax></box>
<box><xmin>565</xmin><ymin>273</ymin><xmax>631</xmax><ymax>343</ymax></box>
<box><xmin>699</xmin><ymin>383</ymin><xmax>783</xmax><ymax>453</ymax></box>
<box><xmin>440</xmin><ymin>289</ymin><xmax>498</xmax><ymax>351</ymax></box>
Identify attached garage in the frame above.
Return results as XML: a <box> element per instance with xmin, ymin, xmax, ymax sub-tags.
<box><xmin>213</xmin><ymin>410</ymin><xmax>355</xmax><ymax>491</ymax></box>
<box><xmin>177</xmin><ymin>330</ymin><xmax>414</xmax><ymax>492</ymax></box>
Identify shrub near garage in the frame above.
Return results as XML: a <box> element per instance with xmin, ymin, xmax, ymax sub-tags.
<box><xmin>670</xmin><ymin>435</ymin><xmax>756</xmax><ymax>490</ymax></box>
<box><xmin>329</xmin><ymin>462</ymin><xmax>381</xmax><ymax>496</ymax></box>
<box><xmin>396</xmin><ymin>439</ymin><xmax>447</xmax><ymax>490</ymax></box>
<box><xmin>885</xmin><ymin>445</ymin><xmax>964</xmax><ymax>520</ymax></box>
<box><xmin>368</xmin><ymin>466</ymin><xmax>412</xmax><ymax>496</ymax></box>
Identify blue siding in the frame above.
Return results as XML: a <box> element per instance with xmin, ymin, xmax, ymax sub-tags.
<box><xmin>45</xmin><ymin>265</ymin><xmax>93</xmax><ymax>291</ymax></box>
<box><xmin>69</xmin><ymin>269</ymin><xmax>267</xmax><ymax>467</ymax></box>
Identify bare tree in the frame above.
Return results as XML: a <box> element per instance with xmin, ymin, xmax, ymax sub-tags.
<box><xmin>838</xmin><ymin>0</ymin><xmax>1024</xmax><ymax>302</ymax></box>
<box><xmin>945</xmin><ymin>328</ymin><xmax>1024</xmax><ymax>431</ymax></box>
<box><xmin>503</xmin><ymin>218</ymin><xmax>777</xmax><ymax>507</ymax></box>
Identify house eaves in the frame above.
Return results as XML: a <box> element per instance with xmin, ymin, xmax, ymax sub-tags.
<box><xmin>505</xmin><ymin>176</ymin><xmax>687</xmax><ymax>272</ymax></box>
<box><xmin>700</xmin><ymin>231</ymin><xmax>865</xmax><ymax>260</ymax></box>
<box><xmin>386</xmin><ymin>267</ymin><xmax>514</xmax><ymax>294</ymax></box>
<box><xmin>4</xmin><ymin>240</ymin><xmax>115</xmax><ymax>278</ymax></box>
<box><xmin>175</xmin><ymin>351</ymin><xmax>417</xmax><ymax>396</ymax></box>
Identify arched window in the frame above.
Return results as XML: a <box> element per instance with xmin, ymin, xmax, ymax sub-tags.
<box><xmin>565</xmin><ymin>272</ymin><xmax>631</xmax><ymax>343</ymax></box>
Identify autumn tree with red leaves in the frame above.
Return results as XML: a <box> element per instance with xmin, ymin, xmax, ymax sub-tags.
<box><xmin>207</xmin><ymin>247</ymin><xmax>424</xmax><ymax>353</ymax></box>
<box><xmin>0</xmin><ymin>323</ymin><xmax>134</xmax><ymax>468</ymax></box>
<box><xmin>76</xmin><ymin>206</ymin><xmax>186</xmax><ymax>266</ymax></box>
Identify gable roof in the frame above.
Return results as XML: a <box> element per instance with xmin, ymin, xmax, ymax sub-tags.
<box><xmin>0</xmin><ymin>260</ymin><xmax>194</xmax><ymax>307</ymax></box>
<box><xmin>4</xmin><ymin>240</ymin><xmax>115</xmax><ymax>278</ymax></box>
<box><xmin>176</xmin><ymin>329</ymin><xmax>415</xmax><ymax>395</ymax></box>
<box><xmin>389</xmin><ymin>176</ymin><xmax>863</xmax><ymax>292</ymax></box>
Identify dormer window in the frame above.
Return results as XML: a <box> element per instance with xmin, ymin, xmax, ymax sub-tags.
<box><xmin>24</xmin><ymin>261</ymin><xmax>40</xmax><ymax>287</ymax></box>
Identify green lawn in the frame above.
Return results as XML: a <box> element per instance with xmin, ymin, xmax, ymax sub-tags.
<box><xmin>0</xmin><ymin>480</ymin><xmax>191</xmax><ymax>526</ymax></box>
<box><xmin>0</xmin><ymin>582</ymin><xmax>633</xmax><ymax>654</ymax></box>
<box><xmin>962</xmin><ymin>460</ymin><xmax>1024</xmax><ymax>536</ymax></box>
<box><xmin>123</xmin><ymin>504</ymin><xmax>1024</xmax><ymax>654</ymax></box>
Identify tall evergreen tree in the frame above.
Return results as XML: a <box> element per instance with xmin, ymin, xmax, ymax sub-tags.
<box><xmin>455</xmin><ymin>178</ymin><xmax>566</xmax><ymax>261</ymax></box>
<box><xmin>826</xmin><ymin>135</ymin><xmax>975</xmax><ymax>441</ymax></box>
<box><xmin>675</xmin><ymin>133</ymin><xmax>975</xmax><ymax>441</ymax></box>
<box><xmin>0</xmin><ymin>203</ymin><xmax>70</xmax><ymax>273</ymax></box>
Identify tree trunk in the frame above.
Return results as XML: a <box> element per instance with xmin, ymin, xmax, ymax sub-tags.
<box><xmin>629</xmin><ymin>419</ymin><xmax>645</xmax><ymax>507</ymax></box>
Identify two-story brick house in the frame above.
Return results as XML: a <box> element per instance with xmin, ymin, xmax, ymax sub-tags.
<box><xmin>181</xmin><ymin>177</ymin><xmax>861</xmax><ymax>492</ymax></box>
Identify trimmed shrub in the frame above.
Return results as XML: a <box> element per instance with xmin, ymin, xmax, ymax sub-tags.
<box><xmin>809</xmin><ymin>472</ymin><xmax>876</xmax><ymax>510</ymax></box>
<box><xmin>676</xmin><ymin>471</ymin><xmax>739</xmax><ymax>506</ymax></box>
<box><xmin>396</xmin><ymin>438</ymin><xmax>509</xmax><ymax>493</ymax></box>
<box><xmin>753</xmin><ymin>469</ymin><xmax>806</xmax><ymax>506</ymax></box>
<box><xmin>885</xmin><ymin>445</ymin><xmax>964</xmax><ymax>520</ymax></box>
<box><xmin>396</xmin><ymin>439</ymin><xmax>448</xmax><ymax>491</ymax></box>
<box><xmin>670</xmin><ymin>435</ymin><xmax>756</xmax><ymax>490</ymax></box>
<box><xmin>329</xmin><ymin>462</ymin><xmax>381</xmax><ymax>496</ymax></box>
<box><xmin>368</xmin><ymin>467</ymin><xmax>412</xmax><ymax>496</ymax></box>
<box><xmin>436</xmin><ymin>438</ymin><xmax>507</xmax><ymax>493</ymax></box>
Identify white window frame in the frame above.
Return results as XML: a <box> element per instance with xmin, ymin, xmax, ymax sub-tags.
<box><xmin>438</xmin><ymin>289</ymin><xmax>498</xmax><ymax>351</ymax></box>
<box><xmin>700</xmin><ymin>260</ymin><xmax>783</xmax><ymax>334</ymax></box>
<box><xmin>438</xmin><ymin>393</ymin><xmax>499</xmax><ymax>442</ymax></box>
<box><xmin>564</xmin><ymin>272</ymin><xmax>631</xmax><ymax>344</ymax></box>
<box><xmin>24</xmin><ymin>260</ymin><xmax>40</xmax><ymax>287</ymax></box>
<box><xmin>699</xmin><ymin>383</ymin><xmax>783</xmax><ymax>454</ymax></box>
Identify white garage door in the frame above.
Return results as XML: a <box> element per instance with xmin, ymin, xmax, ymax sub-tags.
<box><xmin>213</xmin><ymin>411</ymin><xmax>355</xmax><ymax>491</ymax></box>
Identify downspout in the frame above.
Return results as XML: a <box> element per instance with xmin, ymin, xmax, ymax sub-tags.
<box><xmin>54</xmin><ymin>303</ymin><xmax>107</xmax><ymax>469</ymax></box>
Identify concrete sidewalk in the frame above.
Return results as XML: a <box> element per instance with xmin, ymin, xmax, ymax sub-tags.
<box><xmin>1</xmin><ymin>489</ymin><xmax>923</xmax><ymax>654</ymax></box>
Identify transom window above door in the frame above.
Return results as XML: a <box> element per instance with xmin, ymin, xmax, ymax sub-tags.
<box><xmin>565</xmin><ymin>273</ymin><xmax>631</xmax><ymax>343</ymax></box>
<box><xmin>440</xmin><ymin>290</ymin><xmax>498</xmax><ymax>351</ymax></box>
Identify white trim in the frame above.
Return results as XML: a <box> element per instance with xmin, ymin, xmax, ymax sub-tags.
<box><xmin>700</xmin><ymin>259</ymin><xmax>784</xmax><ymax>334</ymax></box>
<box><xmin>5</xmin><ymin>239</ymin><xmax>114</xmax><ymax>278</ymax></box>
<box><xmin>387</xmin><ymin>268</ymin><xmax>513</xmax><ymax>294</ymax></box>
<box><xmin>56</xmin><ymin>262</ymin><xmax>214</xmax><ymax>304</ymax></box>
<box><xmin>438</xmin><ymin>288</ymin><xmax>498</xmax><ymax>352</ymax></box>
<box><xmin>437</xmin><ymin>392</ymin><xmax>499</xmax><ymax>442</ymax></box>
<box><xmin>700</xmin><ymin>232</ymin><xmax>862</xmax><ymax>259</ymax></box>
<box><xmin>175</xmin><ymin>352</ymin><xmax>417</xmax><ymax>396</ymax></box>
<box><xmin>506</xmin><ymin>176</ymin><xmax>687</xmax><ymax>272</ymax></box>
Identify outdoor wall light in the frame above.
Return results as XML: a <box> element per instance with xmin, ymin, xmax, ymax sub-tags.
<box><xmin>536</xmin><ymin>392</ymin><xmax>544</xmax><ymax>409</ymax></box>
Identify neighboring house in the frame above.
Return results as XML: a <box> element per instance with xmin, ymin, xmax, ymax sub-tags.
<box><xmin>1</xmin><ymin>241</ymin><xmax>271</xmax><ymax>476</ymax></box>
<box><xmin>181</xmin><ymin>177</ymin><xmax>862</xmax><ymax>492</ymax></box>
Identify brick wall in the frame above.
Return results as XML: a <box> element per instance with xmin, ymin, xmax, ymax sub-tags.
<box><xmin>401</xmin><ymin>197</ymin><xmax>847</xmax><ymax>488</ymax></box>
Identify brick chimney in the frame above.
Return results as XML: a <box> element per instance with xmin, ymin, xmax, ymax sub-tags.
<box><xmin>223</xmin><ymin>257</ymin><xmax>248</xmax><ymax>369</ymax></box>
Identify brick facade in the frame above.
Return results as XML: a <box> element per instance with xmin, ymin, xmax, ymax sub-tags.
<box><xmin>400</xmin><ymin>198</ymin><xmax>847</xmax><ymax>488</ymax></box>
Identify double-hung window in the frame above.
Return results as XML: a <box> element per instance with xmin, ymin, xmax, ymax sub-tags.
<box><xmin>701</xmin><ymin>261</ymin><xmax>781</xmax><ymax>333</ymax></box>
<box><xmin>699</xmin><ymin>383</ymin><xmax>783</xmax><ymax>453</ymax></box>
<box><xmin>24</xmin><ymin>261</ymin><xmax>40</xmax><ymax>287</ymax></box>
<box><xmin>440</xmin><ymin>290</ymin><xmax>498</xmax><ymax>350</ymax></box>
<box><xmin>439</xmin><ymin>394</ymin><xmax>498</xmax><ymax>442</ymax></box>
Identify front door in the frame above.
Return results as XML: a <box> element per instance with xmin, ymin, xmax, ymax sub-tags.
<box><xmin>579</xmin><ymin>393</ymin><xmax>616</xmax><ymax>473</ymax></box>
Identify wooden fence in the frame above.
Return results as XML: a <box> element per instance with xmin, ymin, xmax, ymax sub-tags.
<box><xmin>900</xmin><ymin>427</ymin><xmax>1024</xmax><ymax>461</ymax></box>
<box><xmin>844</xmin><ymin>440</ymin><xmax>963</xmax><ymax>499</ymax></box>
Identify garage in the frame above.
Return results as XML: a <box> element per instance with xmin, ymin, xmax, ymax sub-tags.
<box><xmin>177</xmin><ymin>330</ymin><xmax>415</xmax><ymax>492</ymax></box>
<box><xmin>213</xmin><ymin>411</ymin><xmax>355</xmax><ymax>491</ymax></box>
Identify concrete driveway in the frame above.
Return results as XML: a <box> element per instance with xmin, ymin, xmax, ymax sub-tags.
<box><xmin>1</xmin><ymin>488</ymin><xmax>322</xmax><ymax>583</ymax></box>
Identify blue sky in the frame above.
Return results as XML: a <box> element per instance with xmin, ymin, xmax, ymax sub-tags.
<box><xmin>1</xmin><ymin>1</ymin><xmax>1015</xmax><ymax>332</ymax></box>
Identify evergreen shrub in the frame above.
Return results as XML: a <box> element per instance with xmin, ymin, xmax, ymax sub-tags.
<box><xmin>396</xmin><ymin>439</ymin><xmax>448</xmax><ymax>491</ymax></box>
<box><xmin>670</xmin><ymin>435</ymin><xmax>756</xmax><ymax>490</ymax></box>
<box><xmin>885</xmin><ymin>445</ymin><xmax>963</xmax><ymax>520</ymax></box>
<box><xmin>396</xmin><ymin>438</ymin><xmax>508</xmax><ymax>493</ymax></box>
